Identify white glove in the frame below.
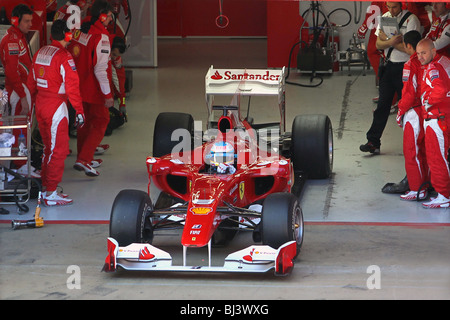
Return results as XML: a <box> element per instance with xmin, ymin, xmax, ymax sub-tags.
<box><xmin>217</xmin><ymin>163</ymin><xmax>227</xmax><ymax>173</ymax></box>
<box><xmin>217</xmin><ymin>163</ymin><xmax>236</xmax><ymax>174</ymax></box>
<box><xmin>75</xmin><ymin>113</ymin><xmax>85</xmax><ymax>128</ymax></box>
<box><xmin>423</xmin><ymin>99</ymin><xmax>432</xmax><ymax>110</ymax></box>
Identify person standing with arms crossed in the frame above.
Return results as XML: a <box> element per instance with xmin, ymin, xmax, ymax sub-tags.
<box><xmin>27</xmin><ymin>20</ymin><xmax>85</xmax><ymax>206</ymax></box>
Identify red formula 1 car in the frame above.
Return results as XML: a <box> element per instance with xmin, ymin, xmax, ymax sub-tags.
<box><xmin>103</xmin><ymin>66</ymin><xmax>333</xmax><ymax>275</ymax></box>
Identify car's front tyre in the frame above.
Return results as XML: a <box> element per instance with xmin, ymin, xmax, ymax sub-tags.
<box><xmin>109</xmin><ymin>189</ymin><xmax>154</xmax><ymax>246</ymax></box>
<box><xmin>261</xmin><ymin>193</ymin><xmax>304</xmax><ymax>257</ymax></box>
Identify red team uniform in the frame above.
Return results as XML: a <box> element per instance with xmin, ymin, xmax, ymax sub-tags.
<box><xmin>27</xmin><ymin>40</ymin><xmax>84</xmax><ymax>197</ymax></box>
<box><xmin>0</xmin><ymin>24</ymin><xmax>32</xmax><ymax>117</ymax></box>
<box><xmin>397</xmin><ymin>52</ymin><xmax>428</xmax><ymax>198</ymax></box>
<box><xmin>68</xmin><ymin>19</ymin><xmax>112</xmax><ymax>175</ymax></box>
<box><xmin>426</xmin><ymin>10</ymin><xmax>450</xmax><ymax>57</ymax></box>
<box><xmin>420</xmin><ymin>54</ymin><xmax>450</xmax><ymax>205</ymax></box>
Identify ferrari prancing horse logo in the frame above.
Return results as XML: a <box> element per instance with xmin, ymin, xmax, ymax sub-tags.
<box><xmin>239</xmin><ymin>182</ymin><xmax>244</xmax><ymax>200</ymax></box>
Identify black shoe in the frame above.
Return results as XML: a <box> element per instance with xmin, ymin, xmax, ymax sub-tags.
<box><xmin>360</xmin><ymin>142</ymin><xmax>380</xmax><ymax>154</ymax></box>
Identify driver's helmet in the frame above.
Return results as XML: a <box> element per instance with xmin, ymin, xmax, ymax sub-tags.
<box><xmin>207</xmin><ymin>141</ymin><xmax>235</xmax><ymax>167</ymax></box>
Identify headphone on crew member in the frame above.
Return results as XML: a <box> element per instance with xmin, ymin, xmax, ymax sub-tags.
<box><xmin>99</xmin><ymin>13</ymin><xmax>108</xmax><ymax>23</ymax></box>
<box><xmin>64</xmin><ymin>31</ymin><xmax>73</xmax><ymax>42</ymax></box>
<box><xmin>11</xmin><ymin>4</ymin><xmax>33</xmax><ymax>27</ymax></box>
<box><xmin>11</xmin><ymin>16</ymin><xmax>19</xmax><ymax>27</ymax></box>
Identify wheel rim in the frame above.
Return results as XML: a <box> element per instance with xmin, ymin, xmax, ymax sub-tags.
<box><xmin>293</xmin><ymin>206</ymin><xmax>304</xmax><ymax>246</ymax></box>
<box><xmin>141</xmin><ymin>203</ymin><xmax>154</xmax><ymax>243</ymax></box>
<box><xmin>328</xmin><ymin>126</ymin><xmax>333</xmax><ymax>173</ymax></box>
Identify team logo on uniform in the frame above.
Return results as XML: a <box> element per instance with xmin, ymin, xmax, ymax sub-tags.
<box><xmin>39</xmin><ymin>67</ymin><xmax>45</xmax><ymax>77</ymax></box>
<box><xmin>72</xmin><ymin>44</ymin><xmax>80</xmax><ymax>57</ymax></box>
<box><xmin>7</xmin><ymin>43</ymin><xmax>19</xmax><ymax>55</ymax></box>
<box><xmin>402</xmin><ymin>69</ymin><xmax>410</xmax><ymax>82</ymax></box>
<box><xmin>429</xmin><ymin>69</ymin><xmax>439</xmax><ymax>82</ymax></box>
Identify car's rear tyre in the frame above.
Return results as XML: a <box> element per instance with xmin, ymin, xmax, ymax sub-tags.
<box><xmin>153</xmin><ymin>112</ymin><xmax>194</xmax><ymax>157</ymax></box>
<box><xmin>109</xmin><ymin>189</ymin><xmax>154</xmax><ymax>246</ymax></box>
<box><xmin>261</xmin><ymin>193</ymin><xmax>304</xmax><ymax>257</ymax></box>
<box><xmin>291</xmin><ymin>114</ymin><xmax>333</xmax><ymax>179</ymax></box>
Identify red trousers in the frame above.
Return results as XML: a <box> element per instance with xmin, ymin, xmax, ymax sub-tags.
<box><xmin>36</xmin><ymin>96</ymin><xmax>69</xmax><ymax>192</ymax></box>
<box><xmin>77</xmin><ymin>102</ymin><xmax>110</xmax><ymax>163</ymax></box>
<box><xmin>424</xmin><ymin>117</ymin><xmax>450</xmax><ymax>199</ymax></box>
<box><xmin>403</xmin><ymin>107</ymin><xmax>428</xmax><ymax>192</ymax></box>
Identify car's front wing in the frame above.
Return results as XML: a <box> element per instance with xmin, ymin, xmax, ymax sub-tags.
<box><xmin>103</xmin><ymin>237</ymin><xmax>297</xmax><ymax>276</ymax></box>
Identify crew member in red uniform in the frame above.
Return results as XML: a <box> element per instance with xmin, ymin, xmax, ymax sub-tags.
<box><xmin>417</xmin><ymin>38</ymin><xmax>450</xmax><ymax>208</ymax></box>
<box><xmin>68</xmin><ymin>0</ymin><xmax>114</xmax><ymax>177</ymax></box>
<box><xmin>396</xmin><ymin>30</ymin><xmax>428</xmax><ymax>201</ymax></box>
<box><xmin>27</xmin><ymin>20</ymin><xmax>85</xmax><ymax>206</ymax></box>
<box><xmin>0</xmin><ymin>4</ymin><xmax>32</xmax><ymax>118</ymax></box>
<box><xmin>425</xmin><ymin>2</ymin><xmax>450</xmax><ymax>58</ymax></box>
<box><xmin>0</xmin><ymin>4</ymin><xmax>38</xmax><ymax>175</ymax></box>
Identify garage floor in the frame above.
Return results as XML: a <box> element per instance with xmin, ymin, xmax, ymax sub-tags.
<box><xmin>1</xmin><ymin>38</ymin><xmax>449</xmax><ymax>300</ymax></box>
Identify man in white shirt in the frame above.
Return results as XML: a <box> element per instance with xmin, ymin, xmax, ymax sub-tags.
<box><xmin>360</xmin><ymin>2</ymin><xmax>421</xmax><ymax>154</ymax></box>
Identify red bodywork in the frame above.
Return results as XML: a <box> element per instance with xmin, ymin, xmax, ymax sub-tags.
<box><xmin>147</xmin><ymin>115</ymin><xmax>294</xmax><ymax>248</ymax></box>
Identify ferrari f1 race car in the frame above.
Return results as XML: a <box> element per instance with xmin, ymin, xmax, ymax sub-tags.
<box><xmin>103</xmin><ymin>66</ymin><xmax>333</xmax><ymax>276</ymax></box>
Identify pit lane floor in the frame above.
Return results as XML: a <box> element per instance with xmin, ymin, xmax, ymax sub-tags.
<box><xmin>1</xmin><ymin>38</ymin><xmax>449</xmax><ymax>300</ymax></box>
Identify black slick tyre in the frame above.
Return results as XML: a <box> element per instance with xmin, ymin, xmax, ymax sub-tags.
<box><xmin>109</xmin><ymin>189</ymin><xmax>154</xmax><ymax>246</ymax></box>
<box><xmin>291</xmin><ymin>114</ymin><xmax>333</xmax><ymax>179</ymax></box>
<box><xmin>261</xmin><ymin>193</ymin><xmax>304</xmax><ymax>257</ymax></box>
<box><xmin>153</xmin><ymin>112</ymin><xmax>194</xmax><ymax>157</ymax></box>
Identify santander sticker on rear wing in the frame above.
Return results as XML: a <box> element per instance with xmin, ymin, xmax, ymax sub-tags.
<box><xmin>205</xmin><ymin>65</ymin><xmax>285</xmax><ymax>96</ymax></box>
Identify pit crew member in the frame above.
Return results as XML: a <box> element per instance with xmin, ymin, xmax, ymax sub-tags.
<box><xmin>68</xmin><ymin>0</ymin><xmax>114</xmax><ymax>177</ymax></box>
<box><xmin>0</xmin><ymin>4</ymin><xmax>37</xmax><ymax>174</ymax></box>
<box><xmin>417</xmin><ymin>38</ymin><xmax>450</xmax><ymax>208</ymax></box>
<box><xmin>27</xmin><ymin>20</ymin><xmax>85</xmax><ymax>206</ymax></box>
<box><xmin>396</xmin><ymin>30</ymin><xmax>428</xmax><ymax>201</ymax></box>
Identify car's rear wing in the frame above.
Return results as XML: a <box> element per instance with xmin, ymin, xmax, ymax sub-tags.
<box><xmin>205</xmin><ymin>66</ymin><xmax>287</xmax><ymax>132</ymax></box>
